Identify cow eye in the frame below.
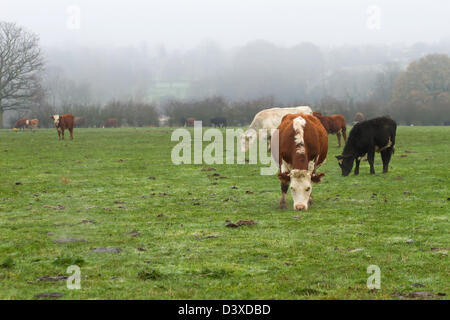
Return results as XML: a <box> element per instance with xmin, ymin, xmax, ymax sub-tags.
<box><xmin>305</xmin><ymin>187</ymin><xmax>311</xmax><ymax>192</ymax></box>
<box><xmin>291</xmin><ymin>187</ymin><xmax>296</xmax><ymax>191</ymax></box>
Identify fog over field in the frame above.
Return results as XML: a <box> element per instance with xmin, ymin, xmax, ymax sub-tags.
<box><xmin>0</xmin><ymin>1</ymin><xmax>449</xmax><ymax>125</ymax></box>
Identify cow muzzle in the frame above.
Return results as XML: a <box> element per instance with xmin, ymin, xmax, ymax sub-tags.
<box><xmin>294</xmin><ymin>203</ymin><xmax>306</xmax><ymax>211</ymax></box>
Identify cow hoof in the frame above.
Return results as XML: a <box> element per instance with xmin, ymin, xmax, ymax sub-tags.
<box><xmin>278</xmin><ymin>204</ymin><xmax>287</xmax><ymax>210</ymax></box>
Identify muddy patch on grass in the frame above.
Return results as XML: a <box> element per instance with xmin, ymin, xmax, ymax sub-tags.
<box><xmin>92</xmin><ymin>247</ymin><xmax>121</xmax><ymax>253</ymax></box>
<box><xmin>37</xmin><ymin>275</ymin><xmax>68</xmax><ymax>282</ymax></box>
<box><xmin>392</xmin><ymin>291</ymin><xmax>446</xmax><ymax>299</ymax></box>
<box><xmin>54</xmin><ymin>238</ymin><xmax>87</xmax><ymax>244</ymax></box>
<box><xmin>34</xmin><ymin>292</ymin><xmax>63</xmax><ymax>299</ymax></box>
<box><xmin>126</xmin><ymin>230</ymin><xmax>141</xmax><ymax>237</ymax></box>
<box><xmin>226</xmin><ymin>220</ymin><xmax>257</xmax><ymax>228</ymax></box>
<box><xmin>43</xmin><ymin>205</ymin><xmax>65</xmax><ymax>210</ymax></box>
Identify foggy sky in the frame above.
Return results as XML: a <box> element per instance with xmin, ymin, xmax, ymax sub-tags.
<box><xmin>1</xmin><ymin>0</ymin><xmax>449</xmax><ymax>49</ymax></box>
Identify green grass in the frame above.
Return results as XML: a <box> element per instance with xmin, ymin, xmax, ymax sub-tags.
<box><xmin>0</xmin><ymin>126</ymin><xmax>448</xmax><ymax>299</ymax></box>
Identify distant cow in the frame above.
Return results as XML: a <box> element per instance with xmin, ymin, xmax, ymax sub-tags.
<box><xmin>185</xmin><ymin>117</ymin><xmax>195</xmax><ymax>127</ymax></box>
<box><xmin>210</xmin><ymin>117</ymin><xmax>227</xmax><ymax>128</ymax></box>
<box><xmin>26</xmin><ymin>119</ymin><xmax>39</xmax><ymax>130</ymax></box>
<box><xmin>313</xmin><ymin>112</ymin><xmax>347</xmax><ymax>147</ymax></box>
<box><xmin>74</xmin><ymin>117</ymin><xmax>86</xmax><ymax>128</ymax></box>
<box><xmin>14</xmin><ymin>118</ymin><xmax>28</xmax><ymax>130</ymax></box>
<box><xmin>336</xmin><ymin>116</ymin><xmax>397</xmax><ymax>176</ymax></box>
<box><xmin>271</xmin><ymin>113</ymin><xmax>328</xmax><ymax>211</ymax></box>
<box><xmin>51</xmin><ymin>114</ymin><xmax>75</xmax><ymax>140</ymax></box>
<box><xmin>353</xmin><ymin>112</ymin><xmax>365</xmax><ymax>124</ymax></box>
<box><xmin>103</xmin><ymin>118</ymin><xmax>118</xmax><ymax>128</ymax></box>
<box><xmin>241</xmin><ymin>106</ymin><xmax>313</xmax><ymax>152</ymax></box>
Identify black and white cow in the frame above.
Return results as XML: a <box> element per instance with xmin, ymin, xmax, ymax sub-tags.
<box><xmin>336</xmin><ymin>116</ymin><xmax>397</xmax><ymax>176</ymax></box>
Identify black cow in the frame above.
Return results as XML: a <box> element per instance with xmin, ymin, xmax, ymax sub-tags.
<box><xmin>210</xmin><ymin>117</ymin><xmax>227</xmax><ymax>128</ymax></box>
<box><xmin>336</xmin><ymin>116</ymin><xmax>397</xmax><ymax>176</ymax></box>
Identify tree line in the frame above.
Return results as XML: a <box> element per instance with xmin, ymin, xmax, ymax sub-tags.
<box><xmin>1</xmin><ymin>21</ymin><xmax>449</xmax><ymax>128</ymax></box>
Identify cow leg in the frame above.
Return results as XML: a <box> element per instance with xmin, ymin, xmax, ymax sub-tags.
<box><xmin>381</xmin><ymin>148</ymin><xmax>393</xmax><ymax>173</ymax></box>
<box><xmin>278</xmin><ymin>182</ymin><xmax>289</xmax><ymax>209</ymax></box>
<box><xmin>336</xmin><ymin>132</ymin><xmax>341</xmax><ymax>147</ymax></box>
<box><xmin>57</xmin><ymin>129</ymin><xmax>61</xmax><ymax>140</ymax></box>
<box><xmin>69</xmin><ymin>127</ymin><xmax>74</xmax><ymax>140</ymax></box>
<box><xmin>342</xmin><ymin>126</ymin><xmax>347</xmax><ymax>143</ymax></box>
<box><xmin>368</xmin><ymin>149</ymin><xmax>375</xmax><ymax>174</ymax></box>
<box><xmin>61</xmin><ymin>129</ymin><xmax>65</xmax><ymax>140</ymax></box>
<box><xmin>354</xmin><ymin>159</ymin><xmax>361</xmax><ymax>175</ymax></box>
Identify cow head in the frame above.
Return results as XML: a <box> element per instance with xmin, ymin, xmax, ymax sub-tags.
<box><xmin>51</xmin><ymin>115</ymin><xmax>60</xmax><ymax>127</ymax></box>
<box><xmin>240</xmin><ymin>130</ymin><xmax>257</xmax><ymax>153</ymax></box>
<box><xmin>336</xmin><ymin>154</ymin><xmax>354</xmax><ymax>176</ymax></box>
<box><xmin>289</xmin><ymin>166</ymin><xmax>324</xmax><ymax>211</ymax></box>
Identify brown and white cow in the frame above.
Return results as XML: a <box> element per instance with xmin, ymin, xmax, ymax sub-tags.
<box><xmin>26</xmin><ymin>119</ymin><xmax>39</xmax><ymax>130</ymax></box>
<box><xmin>271</xmin><ymin>114</ymin><xmax>328</xmax><ymax>211</ymax></box>
<box><xmin>185</xmin><ymin>117</ymin><xmax>195</xmax><ymax>127</ymax></box>
<box><xmin>103</xmin><ymin>118</ymin><xmax>118</xmax><ymax>128</ymax></box>
<box><xmin>51</xmin><ymin>114</ymin><xmax>74</xmax><ymax>140</ymax></box>
<box><xmin>14</xmin><ymin>118</ymin><xmax>29</xmax><ymax>130</ymax></box>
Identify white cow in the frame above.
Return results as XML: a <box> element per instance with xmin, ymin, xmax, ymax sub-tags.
<box><xmin>240</xmin><ymin>106</ymin><xmax>313</xmax><ymax>152</ymax></box>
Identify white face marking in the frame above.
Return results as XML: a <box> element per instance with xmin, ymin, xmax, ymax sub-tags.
<box><xmin>52</xmin><ymin>115</ymin><xmax>60</xmax><ymax>126</ymax></box>
<box><xmin>289</xmin><ymin>169</ymin><xmax>312</xmax><ymax>210</ymax></box>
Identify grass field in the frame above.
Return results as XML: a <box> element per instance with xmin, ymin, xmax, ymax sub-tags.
<box><xmin>0</xmin><ymin>126</ymin><xmax>448</xmax><ymax>300</ymax></box>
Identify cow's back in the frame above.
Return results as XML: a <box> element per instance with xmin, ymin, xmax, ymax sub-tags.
<box><xmin>276</xmin><ymin>113</ymin><xmax>328</xmax><ymax>168</ymax></box>
<box><xmin>252</xmin><ymin>106</ymin><xmax>313</xmax><ymax>130</ymax></box>
<box><xmin>61</xmin><ymin>114</ymin><xmax>75</xmax><ymax>126</ymax></box>
<box><xmin>345</xmin><ymin>116</ymin><xmax>396</xmax><ymax>155</ymax></box>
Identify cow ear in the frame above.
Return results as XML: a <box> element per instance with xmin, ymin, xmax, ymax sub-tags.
<box><xmin>277</xmin><ymin>172</ymin><xmax>290</xmax><ymax>183</ymax></box>
<box><xmin>311</xmin><ymin>172</ymin><xmax>325</xmax><ymax>183</ymax></box>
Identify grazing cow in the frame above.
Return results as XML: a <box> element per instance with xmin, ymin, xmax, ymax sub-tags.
<box><xmin>353</xmin><ymin>112</ymin><xmax>365</xmax><ymax>124</ymax></box>
<box><xmin>51</xmin><ymin>114</ymin><xmax>75</xmax><ymax>140</ymax></box>
<box><xmin>210</xmin><ymin>117</ymin><xmax>227</xmax><ymax>128</ymax></box>
<box><xmin>271</xmin><ymin>113</ymin><xmax>328</xmax><ymax>211</ymax></box>
<box><xmin>14</xmin><ymin>118</ymin><xmax>29</xmax><ymax>130</ymax></box>
<box><xmin>336</xmin><ymin>116</ymin><xmax>397</xmax><ymax>176</ymax></box>
<box><xmin>74</xmin><ymin>116</ymin><xmax>86</xmax><ymax>128</ymax></box>
<box><xmin>185</xmin><ymin>117</ymin><xmax>195</xmax><ymax>127</ymax></box>
<box><xmin>26</xmin><ymin>119</ymin><xmax>39</xmax><ymax>130</ymax></box>
<box><xmin>313</xmin><ymin>112</ymin><xmax>347</xmax><ymax>147</ymax></box>
<box><xmin>241</xmin><ymin>106</ymin><xmax>313</xmax><ymax>152</ymax></box>
<box><xmin>103</xmin><ymin>118</ymin><xmax>118</xmax><ymax>128</ymax></box>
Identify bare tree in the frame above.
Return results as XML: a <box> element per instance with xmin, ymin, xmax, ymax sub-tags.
<box><xmin>0</xmin><ymin>21</ymin><xmax>44</xmax><ymax>128</ymax></box>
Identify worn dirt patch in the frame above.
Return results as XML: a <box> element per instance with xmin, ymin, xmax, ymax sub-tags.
<box><xmin>54</xmin><ymin>238</ymin><xmax>87</xmax><ymax>244</ymax></box>
<box><xmin>34</xmin><ymin>292</ymin><xmax>63</xmax><ymax>299</ymax></box>
<box><xmin>92</xmin><ymin>247</ymin><xmax>121</xmax><ymax>253</ymax></box>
